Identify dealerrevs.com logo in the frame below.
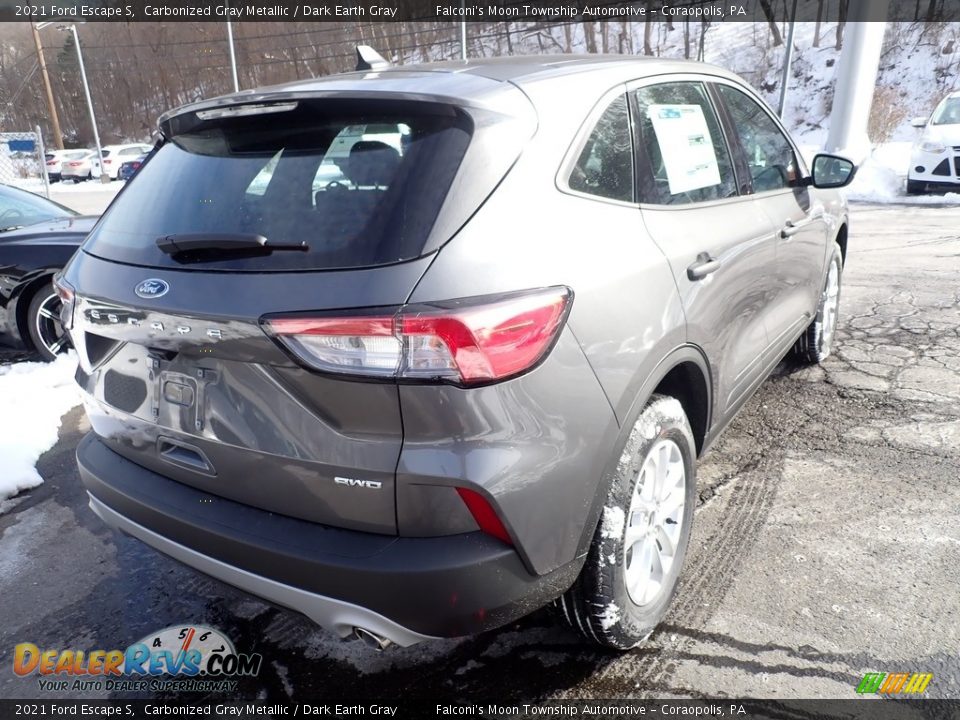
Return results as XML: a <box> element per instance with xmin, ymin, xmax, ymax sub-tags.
<box><xmin>13</xmin><ymin>625</ymin><xmax>262</xmax><ymax>693</ymax></box>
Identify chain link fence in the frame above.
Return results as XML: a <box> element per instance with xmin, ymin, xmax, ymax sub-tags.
<box><xmin>0</xmin><ymin>129</ymin><xmax>50</xmax><ymax>198</ymax></box>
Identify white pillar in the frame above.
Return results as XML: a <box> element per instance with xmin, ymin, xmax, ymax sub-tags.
<box><xmin>824</xmin><ymin>2</ymin><xmax>887</xmax><ymax>161</ymax></box>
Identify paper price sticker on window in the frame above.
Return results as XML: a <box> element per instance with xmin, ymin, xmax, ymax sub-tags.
<box><xmin>648</xmin><ymin>104</ymin><xmax>723</xmax><ymax>195</ymax></box>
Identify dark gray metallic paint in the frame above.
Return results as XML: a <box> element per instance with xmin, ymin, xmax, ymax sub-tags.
<box><xmin>63</xmin><ymin>55</ymin><xmax>850</xmax><ymax>644</ymax></box>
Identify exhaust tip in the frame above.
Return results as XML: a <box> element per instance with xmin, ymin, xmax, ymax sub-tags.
<box><xmin>353</xmin><ymin>626</ymin><xmax>393</xmax><ymax>651</ymax></box>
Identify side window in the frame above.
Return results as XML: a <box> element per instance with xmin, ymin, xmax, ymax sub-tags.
<box><xmin>716</xmin><ymin>85</ymin><xmax>799</xmax><ymax>193</ymax></box>
<box><xmin>568</xmin><ymin>94</ymin><xmax>634</xmax><ymax>203</ymax></box>
<box><xmin>633</xmin><ymin>82</ymin><xmax>736</xmax><ymax>205</ymax></box>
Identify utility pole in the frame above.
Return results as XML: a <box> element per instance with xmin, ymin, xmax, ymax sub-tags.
<box><xmin>30</xmin><ymin>22</ymin><xmax>64</xmax><ymax>149</ymax></box>
<box><xmin>460</xmin><ymin>0</ymin><xmax>467</xmax><ymax>60</ymax></box>
<box><xmin>65</xmin><ymin>24</ymin><xmax>105</xmax><ymax>181</ymax></box>
<box><xmin>226</xmin><ymin>1</ymin><xmax>239</xmax><ymax>92</ymax></box>
<box><xmin>777</xmin><ymin>0</ymin><xmax>798</xmax><ymax>118</ymax></box>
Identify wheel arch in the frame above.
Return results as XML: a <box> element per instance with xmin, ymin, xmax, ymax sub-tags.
<box><xmin>14</xmin><ymin>272</ymin><xmax>58</xmax><ymax>350</ymax></box>
<box><xmin>835</xmin><ymin>222</ymin><xmax>848</xmax><ymax>266</ymax></box>
<box><xmin>573</xmin><ymin>344</ymin><xmax>713</xmax><ymax>560</ymax></box>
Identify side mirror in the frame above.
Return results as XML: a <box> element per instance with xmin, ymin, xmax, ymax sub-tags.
<box><xmin>810</xmin><ymin>153</ymin><xmax>857</xmax><ymax>189</ymax></box>
<box><xmin>910</xmin><ymin>116</ymin><xmax>928</xmax><ymax>128</ymax></box>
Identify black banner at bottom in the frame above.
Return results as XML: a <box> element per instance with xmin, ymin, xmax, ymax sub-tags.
<box><xmin>1</xmin><ymin>700</ymin><xmax>957</xmax><ymax>720</ymax></box>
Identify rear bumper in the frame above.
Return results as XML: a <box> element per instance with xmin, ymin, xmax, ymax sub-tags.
<box><xmin>77</xmin><ymin>433</ymin><xmax>578</xmax><ymax>644</ymax></box>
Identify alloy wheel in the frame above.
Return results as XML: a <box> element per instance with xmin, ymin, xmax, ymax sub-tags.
<box><xmin>623</xmin><ymin>438</ymin><xmax>687</xmax><ymax>606</ymax></box>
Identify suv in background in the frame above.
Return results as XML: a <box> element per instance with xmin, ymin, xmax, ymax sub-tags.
<box><xmin>45</xmin><ymin>149</ymin><xmax>92</xmax><ymax>183</ymax></box>
<box><xmin>93</xmin><ymin>143</ymin><xmax>153</xmax><ymax>180</ymax></box>
<box><xmin>61</xmin><ymin>56</ymin><xmax>854</xmax><ymax>650</ymax></box>
<box><xmin>60</xmin><ymin>150</ymin><xmax>97</xmax><ymax>182</ymax></box>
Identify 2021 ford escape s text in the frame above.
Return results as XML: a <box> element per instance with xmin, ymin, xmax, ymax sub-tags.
<box><xmin>59</xmin><ymin>54</ymin><xmax>855</xmax><ymax>650</ymax></box>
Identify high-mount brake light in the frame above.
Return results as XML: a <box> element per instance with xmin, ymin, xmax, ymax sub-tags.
<box><xmin>264</xmin><ymin>287</ymin><xmax>571</xmax><ymax>385</ymax></box>
<box><xmin>196</xmin><ymin>102</ymin><xmax>299</xmax><ymax>120</ymax></box>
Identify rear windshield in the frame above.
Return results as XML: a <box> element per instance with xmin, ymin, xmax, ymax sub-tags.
<box><xmin>83</xmin><ymin>99</ymin><xmax>473</xmax><ymax>271</ymax></box>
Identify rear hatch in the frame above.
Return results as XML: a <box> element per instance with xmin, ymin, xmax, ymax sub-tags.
<box><xmin>63</xmin><ymin>90</ymin><xmax>534</xmax><ymax>534</ymax></box>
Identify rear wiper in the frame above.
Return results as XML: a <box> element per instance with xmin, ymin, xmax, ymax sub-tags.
<box><xmin>156</xmin><ymin>233</ymin><xmax>308</xmax><ymax>258</ymax></box>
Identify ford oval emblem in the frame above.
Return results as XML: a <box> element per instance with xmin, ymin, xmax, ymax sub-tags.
<box><xmin>135</xmin><ymin>279</ymin><xmax>169</xmax><ymax>299</ymax></box>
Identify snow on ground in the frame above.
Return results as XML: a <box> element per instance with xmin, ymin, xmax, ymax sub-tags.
<box><xmin>0</xmin><ymin>353</ymin><xmax>81</xmax><ymax>508</ymax></box>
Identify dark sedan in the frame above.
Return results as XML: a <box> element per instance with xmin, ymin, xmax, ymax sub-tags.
<box><xmin>0</xmin><ymin>184</ymin><xmax>96</xmax><ymax>360</ymax></box>
<box><xmin>118</xmin><ymin>154</ymin><xmax>147</xmax><ymax>181</ymax></box>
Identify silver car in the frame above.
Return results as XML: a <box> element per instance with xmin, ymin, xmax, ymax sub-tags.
<box><xmin>61</xmin><ymin>55</ymin><xmax>854</xmax><ymax>650</ymax></box>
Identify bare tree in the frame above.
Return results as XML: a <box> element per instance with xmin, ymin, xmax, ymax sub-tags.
<box><xmin>759</xmin><ymin>0</ymin><xmax>784</xmax><ymax>46</ymax></box>
<box><xmin>814</xmin><ymin>0</ymin><xmax>824</xmax><ymax>47</ymax></box>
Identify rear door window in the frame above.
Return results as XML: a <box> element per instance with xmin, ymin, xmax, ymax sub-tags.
<box><xmin>82</xmin><ymin>100</ymin><xmax>472</xmax><ymax>271</ymax></box>
<box><xmin>632</xmin><ymin>81</ymin><xmax>737</xmax><ymax>205</ymax></box>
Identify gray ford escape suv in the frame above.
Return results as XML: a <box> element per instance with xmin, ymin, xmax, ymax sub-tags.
<box><xmin>60</xmin><ymin>55</ymin><xmax>855</xmax><ymax>650</ymax></box>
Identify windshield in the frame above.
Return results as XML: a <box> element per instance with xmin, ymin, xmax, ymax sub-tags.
<box><xmin>931</xmin><ymin>97</ymin><xmax>960</xmax><ymax>125</ymax></box>
<box><xmin>0</xmin><ymin>186</ymin><xmax>77</xmax><ymax>231</ymax></box>
<box><xmin>83</xmin><ymin>99</ymin><xmax>473</xmax><ymax>271</ymax></box>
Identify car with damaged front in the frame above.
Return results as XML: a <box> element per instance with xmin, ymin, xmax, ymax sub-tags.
<box><xmin>60</xmin><ymin>54</ymin><xmax>855</xmax><ymax>650</ymax></box>
<box><xmin>0</xmin><ymin>184</ymin><xmax>94</xmax><ymax>359</ymax></box>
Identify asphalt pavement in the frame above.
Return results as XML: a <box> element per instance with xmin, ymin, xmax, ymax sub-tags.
<box><xmin>1</xmin><ymin>202</ymin><xmax>958</xmax><ymax>702</ymax></box>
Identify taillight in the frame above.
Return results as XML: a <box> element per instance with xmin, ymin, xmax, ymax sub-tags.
<box><xmin>264</xmin><ymin>287</ymin><xmax>571</xmax><ymax>386</ymax></box>
<box><xmin>53</xmin><ymin>275</ymin><xmax>76</xmax><ymax>330</ymax></box>
<box><xmin>103</xmin><ymin>159</ymin><xmax>113</xmax><ymax>165</ymax></box>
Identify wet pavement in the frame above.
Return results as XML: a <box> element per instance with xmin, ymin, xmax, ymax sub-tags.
<box><xmin>2</xmin><ymin>202</ymin><xmax>959</xmax><ymax>701</ymax></box>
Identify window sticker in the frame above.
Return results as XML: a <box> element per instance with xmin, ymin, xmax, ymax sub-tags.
<box><xmin>648</xmin><ymin>104</ymin><xmax>722</xmax><ymax>195</ymax></box>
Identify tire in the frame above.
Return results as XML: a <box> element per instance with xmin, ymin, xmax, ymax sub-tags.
<box><xmin>906</xmin><ymin>179</ymin><xmax>925</xmax><ymax>195</ymax></box>
<box><xmin>560</xmin><ymin>394</ymin><xmax>697</xmax><ymax>650</ymax></box>
<box><xmin>26</xmin><ymin>283</ymin><xmax>70</xmax><ymax>362</ymax></box>
<box><xmin>792</xmin><ymin>242</ymin><xmax>843</xmax><ymax>364</ymax></box>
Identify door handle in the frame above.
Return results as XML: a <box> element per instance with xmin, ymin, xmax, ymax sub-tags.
<box><xmin>687</xmin><ymin>253</ymin><xmax>721</xmax><ymax>281</ymax></box>
<box><xmin>781</xmin><ymin>212</ymin><xmax>824</xmax><ymax>238</ymax></box>
<box><xmin>780</xmin><ymin>219</ymin><xmax>805</xmax><ymax>238</ymax></box>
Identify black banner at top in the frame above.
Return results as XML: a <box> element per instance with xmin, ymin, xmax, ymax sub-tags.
<box><xmin>1</xmin><ymin>700</ymin><xmax>959</xmax><ymax>719</ymax></box>
<box><xmin>1</xmin><ymin>0</ymin><xmax>953</xmax><ymax>23</ymax></box>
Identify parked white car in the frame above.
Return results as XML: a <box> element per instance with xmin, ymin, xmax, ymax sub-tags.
<box><xmin>44</xmin><ymin>149</ymin><xmax>91</xmax><ymax>183</ymax></box>
<box><xmin>60</xmin><ymin>150</ymin><xmax>97</xmax><ymax>182</ymax></box>
<box><xmin>92</xmin><ymin>144</ymin><xmax>153</xmax><ymax>180</ymax></box>
<box><xmin>907</xmin><ymin>91</ymin><xmax>960</xmax><ymax>194</ymax></box>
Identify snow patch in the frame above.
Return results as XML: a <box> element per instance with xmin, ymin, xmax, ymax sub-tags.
<box><xmin>842</xmin><ymin>142</ymin><xmax>960</xmax><ymax>205</ymax></box>
<box><xmin>599</xmin><ymin>603</ymin><xmax>621</xmax><ymax>631</ymax></box>
<box><xmin>600</xmin><ymin>506</ymin><xmax>625</xmax><ymax>540</ymax></box>
<box><xmin>0</xmin><ymin>353</ymin><xmax>81</xmax><ymax>507</ymax></box>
